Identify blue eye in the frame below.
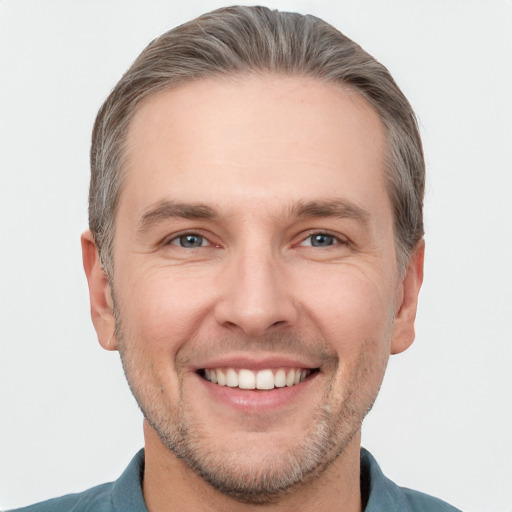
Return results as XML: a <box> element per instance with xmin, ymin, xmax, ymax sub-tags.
<box><xmin>172</xmin><ymin>234</ymin><xmax>206</xmax><ymax>248</ymax></box>
<box><xmin>308</xmin><ymin>234</ymin><xmax>336</xmax><ymax>247</ymax></box>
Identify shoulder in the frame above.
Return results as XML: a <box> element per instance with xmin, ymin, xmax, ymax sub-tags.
<box><xmin>5</xmin><ymin>483</ymin><xmax>114</xmax><ymax>512</ymax></box>
<box><xmin>6</xmin><ymin>450</ymin><xmax>147</xmax><ymax>512</ymax></box>
<box><xmin>361</xmin><ymin>448</ymin><xmax>462</xmax><ymax>512</ymax></box>
<box><xmin>400</xmin><ymin>487</ymin><xmax>462</xmax><ymax>512</ymax></box>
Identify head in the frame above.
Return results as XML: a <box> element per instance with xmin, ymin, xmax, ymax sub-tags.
<box><xmin>82</xmin><ymin>5</ymin><xmax>425</xmax><ymax>506</ymax></box>
<box><xmin>89</xmin><ymin>5</ymin><xmax>424</xmax><ymax>279</ymax></box>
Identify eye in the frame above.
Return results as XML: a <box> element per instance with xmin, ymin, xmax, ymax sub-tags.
<box><xmin>300</xmin><ymin>233</ymin><xmax>342</xmax><ymax>248</ymax></box>
<box><xmin>170</xmin><ymin>233</ymin><xmax>209</xmax><ymax>248</ymax></box>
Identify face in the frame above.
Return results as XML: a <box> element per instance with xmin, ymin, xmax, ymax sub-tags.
<box><xmin>83</xmin><ymin>75</ymin><xmax>423</xmax><ymax>503</ymax></box>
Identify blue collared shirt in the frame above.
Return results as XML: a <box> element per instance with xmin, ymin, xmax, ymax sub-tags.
<box><xmin>8</xmin><ymin>448</ymin><xmax>462</xmax><ymax>511</ymax></box>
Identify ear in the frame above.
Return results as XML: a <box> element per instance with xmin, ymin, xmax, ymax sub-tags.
<box><xmin>390</xmin><ymin>240</ymin><xmax>425</xmax><ymax>355</ymax></box>
<box><xmin>81</xmin><ymin>230</ymin><xmax>117</xmax><ymax>351</ymax></box>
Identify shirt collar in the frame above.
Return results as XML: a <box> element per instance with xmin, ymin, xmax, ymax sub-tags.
<box><xmin>110</xmin><ymin>448</ymin><xmax>414</xmax><ymax>512</ymax></box>
<box><xmin>361</xmin><ymin>448</ymin><xmax>414</xmax><ymax>512</ymax></box>
<box><xmin>111</xmin><ymin>449</ymin><xmax>148</xmax><ymax>512</ymax></box>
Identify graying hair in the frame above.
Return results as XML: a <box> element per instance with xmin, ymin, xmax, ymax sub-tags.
<box><xmin>90</xmin><ymin>5</ymin><xmax>424</xmax><ymax>276</ymax></box>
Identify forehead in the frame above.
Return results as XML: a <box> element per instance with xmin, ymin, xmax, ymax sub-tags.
<box><xmin>121</xmin><ymin>74</ymin><xmax>388</xmax><ymax>217</ymax></box>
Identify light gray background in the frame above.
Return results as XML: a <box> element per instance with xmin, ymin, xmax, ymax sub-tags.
<box><xmin>1</xmin><ymin>1</ymin><xmax>511</xmax><ymax>511</ymax></box>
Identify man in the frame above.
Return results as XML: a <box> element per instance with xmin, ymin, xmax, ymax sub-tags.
<box><xmin>11</xmin><ymin>5</ymin><xmax>461</xmax><ymax>512</ymax></box>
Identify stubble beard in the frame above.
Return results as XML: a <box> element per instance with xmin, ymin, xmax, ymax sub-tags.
<box><xmin>114</xmin><ymin>307</ymin><xmax>387</xmax><ymax>505</ymax></box>
<box><xmin>142</xmin><ymin>375</ymin><xmax>360</xmax><ymax>505</ymax></box>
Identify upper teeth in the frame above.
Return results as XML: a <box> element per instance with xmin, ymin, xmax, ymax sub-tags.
<box><xmin>203</xmin><ymin>368</ymin><xmax>311</xmax><ymax>390</ymax></box>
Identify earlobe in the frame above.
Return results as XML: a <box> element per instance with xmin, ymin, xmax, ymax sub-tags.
<box><xmin>390</xmin><ymin>240</ymin><xmax>425</xmax><ymax>355</ymax></box>
<box><xmin>81</xmin><ymin>230</ymin><xmax>117</xmax><ymax>351</ymax></box>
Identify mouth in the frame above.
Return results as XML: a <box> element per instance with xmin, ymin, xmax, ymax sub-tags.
<box><xmin>198</xmin><ymin>367</ymin><xmax>320</xmax><ymax>390</ymax></box>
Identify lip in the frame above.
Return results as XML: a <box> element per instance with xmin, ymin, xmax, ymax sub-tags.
<box><xmin>193</xmin><ymin>368</ymin><xmax>320</xmax><ymax>413</ymax></box>
<box><xmin>190</xmin><ymin>352</ymin><xmax>321</xmax><ymax>372</ymax></box>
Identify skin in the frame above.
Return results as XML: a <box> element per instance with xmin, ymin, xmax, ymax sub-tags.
<box><xmin>82</xmin><ymin>75</ymin><xmax>424</xmax><ymax>512</ymax></box>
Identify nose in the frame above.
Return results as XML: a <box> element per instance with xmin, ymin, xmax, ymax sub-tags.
<box><xmin>213</xmin><ymin>244</ymin><xmax>299</xmax><ymax>337</ymax></box>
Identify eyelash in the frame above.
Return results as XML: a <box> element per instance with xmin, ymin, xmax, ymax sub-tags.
<box><xmin>298</xmin><ymin>232</ymin><xmax>347</xmax><ymax>248</ymax></box>
<box><xmin>165</xmin><ymin>231</ymin><xmax>348</xmax><ymax>249</ymax></box>
<box><xmin>167</xmin><ymin>233</ymin><xmax>212</xmax><ymax>248</ymax></box>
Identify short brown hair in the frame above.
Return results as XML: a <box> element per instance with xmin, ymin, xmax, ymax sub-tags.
<box><xmin>90</xmin><ymin>5</ymin><xmax>424</xmax><ymax>276</ymax></box>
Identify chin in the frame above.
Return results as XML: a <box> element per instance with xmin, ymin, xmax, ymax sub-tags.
<box><xmin>143</xmin><ymin>389</ymin><xmax>362</xmax><ymax>504</ymax></box>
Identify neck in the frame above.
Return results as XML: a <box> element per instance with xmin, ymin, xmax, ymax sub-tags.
<box><xmin>142</xmin><ymin>421</ymin><xmax>362</xmax><ymax>512</ymax></box>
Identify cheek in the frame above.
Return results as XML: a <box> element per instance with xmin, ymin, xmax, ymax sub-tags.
<box><xmin>308</xmin><ymin>270</ymin><xmax>393</xmax><ymax>332</ymax></box>
<box><xmin>115</xmin><ymin>270</ymin><xmax>213</xmax><ymax>356</ymax></box>
<box><xmin>305</xmin><ymin>271</ymin><xmax>394</xmax><ymax>408</ymax></box>
<box><xmin>300</xmin><ymin>267</ymin><xmax>395</xmax><ymax>354</ymax></box>
<box><xmin>114</xmin><ymin>274</ymin><xmax>209</xmax><ymax>405</ymax></box>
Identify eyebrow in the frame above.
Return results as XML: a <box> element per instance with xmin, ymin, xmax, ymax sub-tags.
<box><xmin>289</xmin><ymin>199</ymin><xmax>371</xmax><ymax>225</ymax></box>
<box><xmin>138</xmin><ymin>200</ymin><xmax>218</xmax><ymax>232</ymax></box>
<box><xmin>137</xmin><ymin>197</ymin><xmax>370</xmax><ymax>233</ymax></box>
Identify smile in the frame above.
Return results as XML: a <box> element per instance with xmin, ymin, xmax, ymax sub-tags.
<box><xmin>199</xmin><ymin>367</ymin><xmax>318</xmax><ymax>390</ymax></box>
